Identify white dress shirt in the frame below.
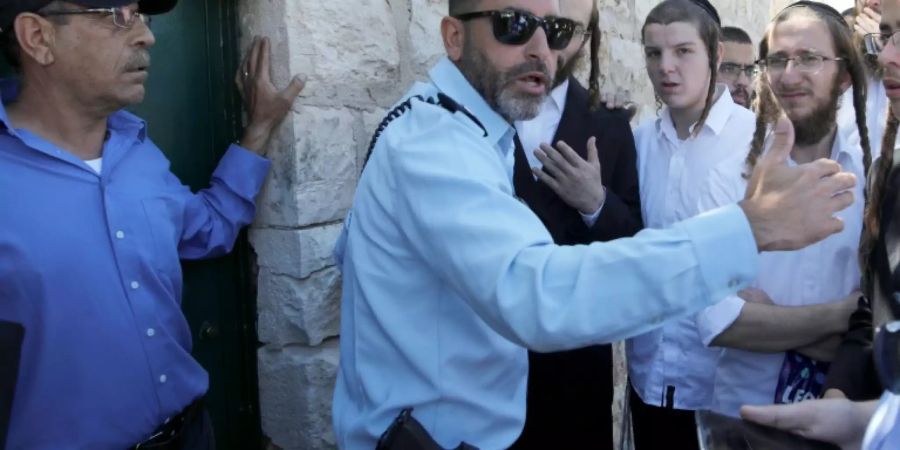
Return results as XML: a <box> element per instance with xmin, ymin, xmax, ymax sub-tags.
<box><xmin>627</xmin><ymin>86</ymin><xmax>757</xmax><ymax>410</ymax></box>
<box><xmin>332</xmin><ymin>58</ymin><xmax>761</xmax><ymax>449</ymax></box>
<box><xmin>697</xmin><ymin>125</ymin><xmax>864</xmax><ymax>417</ymax></box>
<box><xmin>864</xmin><ymin>392</ymin><xmax>900</xmax><ymax>450</ymax></box>
<box><xmin>515</xmin><ymin>79</ymin><xmax>569</xmax><ymax>169</ymax></box>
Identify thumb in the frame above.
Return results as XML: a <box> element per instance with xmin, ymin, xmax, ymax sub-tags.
<box><xmin>587</xmin><ymin>136</ymin><xmax>600</xmax><ymax>166</ymax></box>
<box><xmin>760</xmin><ymin>115</ymin><xmax>794</xmax><ymax>166</ymax></box>
<box><xmin>282</xmin><ymin>75</ymin><xmax>306</xmax><ymax>100</ymax></box>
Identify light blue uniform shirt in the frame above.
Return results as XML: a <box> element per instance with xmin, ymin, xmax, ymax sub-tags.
<box><xmin>332</xmin><ymin>57</ymin><xmax>760</xmax><ymax>449</ymax></box>
<box><xmin>0</xmin><ymin>79</ymin><xmax>270</xmax><ymax>448</ymax></box>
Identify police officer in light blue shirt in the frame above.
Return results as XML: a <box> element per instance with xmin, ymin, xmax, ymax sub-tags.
<box><xmin>331</xmin><ymin>0</ymin><xmax>860</xmax><ymax>448</ymax></box>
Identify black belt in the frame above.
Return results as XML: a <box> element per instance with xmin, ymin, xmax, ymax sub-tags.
<box><xmin>132</xmin><ymin>397</ymin><xmax>205</xmax><ymax>450</ymax></box>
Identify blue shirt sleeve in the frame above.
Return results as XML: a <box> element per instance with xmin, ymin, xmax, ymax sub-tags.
<box><xmin>389</xmin><ymin>108</ymin><xmax>759</xmax><ymax>352</ymax></box>
<box><xmin>173</xmin><ymin>144</ymin><xmax>271</xmax><ymax>259</ymax></box>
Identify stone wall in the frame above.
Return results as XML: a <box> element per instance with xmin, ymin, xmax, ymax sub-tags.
<box><xmin>242</xmin><ymin>1</ymin><xmax>770</xmax><ymax>449</ymax></box>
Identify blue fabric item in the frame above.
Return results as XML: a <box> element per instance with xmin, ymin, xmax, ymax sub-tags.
<box><xmin>0</xmin><ymin>78</ymin><xmax>270</xmax><ymax>449</ymax></box>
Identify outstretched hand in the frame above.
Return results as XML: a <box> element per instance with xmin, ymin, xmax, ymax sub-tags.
<box><xmin>236</xmin><ymin>36</ymin><xmax>306</xmax><ymax>155</ymax></box>
<box><xmin>740</xmin><ymin>116</ymin><xmax>857</xmax><ymax>251</ymax></box>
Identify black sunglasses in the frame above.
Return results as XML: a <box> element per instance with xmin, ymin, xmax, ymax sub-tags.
<box><xmin>452</xmin><ymin>9</ymin><xmax>577</xmax><ymax>51</ymax></box>
<box><xmin>876</xmin><ymin>318</ymin><xmax>900</xmax><ymax>394</ymax></box>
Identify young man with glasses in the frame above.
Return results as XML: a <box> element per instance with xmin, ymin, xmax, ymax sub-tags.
<box><xmin>332</xmin><ymin>0</ymin><xmax>862</xmax><ymax>448</ymax></box>
<box><xmin>508</xmin><ymin>1</ymin><xmax>641</xmax><ymax>448</ymax></box>
<box><xmin>696</xmin><ymin>0</ymin><xmax>871</xmax><ymax>418</ymax></box>
<box><xmin>0</xmin><ymin>1</ymin><xmax>305</xmax><ymax>448</ymax></box>
<box><xmin>718</xmin><ymin>26</ymin><xmax>756</xmax><ymax>109</ymax></box>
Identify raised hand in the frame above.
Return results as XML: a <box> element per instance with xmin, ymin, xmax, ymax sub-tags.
<box><xmin>739</xmin><ymin>116</ymin><xmax>857</xmax><ymax>251</ymax></box>
<box><xmin>235</xmin><ymin>36</ymin><xmax>306</xmax><ymax>155</ymax></box>
<box><xmin>532</xmin><ymin>137</ymin><xmax>606</xmax><ymax>215</ymax></box>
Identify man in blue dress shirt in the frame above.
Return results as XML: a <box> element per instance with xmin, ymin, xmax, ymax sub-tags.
<box><xmin>0</xmin><ymin>0</ymin><xmax>304</xmax><ymax>448</ymax></box>
<box><xmin>332</xmin><ymin>0</ymin><xmax>862</xmax><ymax>448</ymax></box>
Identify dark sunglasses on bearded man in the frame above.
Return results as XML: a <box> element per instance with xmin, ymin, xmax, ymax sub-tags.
<box><xmin>452</xmin><ymin>9</ymin><xmax>578</xmax><ymax>51</ymax></box>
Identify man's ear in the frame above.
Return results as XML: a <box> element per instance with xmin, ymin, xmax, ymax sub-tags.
<box><xmin>14</xmin><ymin>13</ymin><xmax>57</xmax><ymax>66</ymax></box>
<box><xmin>839</xmin><ymin>69</ymin><xmax>852</xmax><ymax>94</ymax></box>
<box><xmin>442</xmin><ymin>16</ymin><xmax>466</xmax><ymax>62</ymax></box>
<box><xmin>715</xmin><ymin>41</ymin><xmax>725</xmax><ymax>70</ymax></box>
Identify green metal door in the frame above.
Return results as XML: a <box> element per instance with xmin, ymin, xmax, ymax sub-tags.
<box><xmin>129</xmin><ymin>2</ymin><xmax>262</xmax><ymax>449</ymax></box>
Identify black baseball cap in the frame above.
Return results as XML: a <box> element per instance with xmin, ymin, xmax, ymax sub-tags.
<box><xmin>0</xmin><ymin>0</ymin><xmax>178</xmax><ymax>33</ymax></box>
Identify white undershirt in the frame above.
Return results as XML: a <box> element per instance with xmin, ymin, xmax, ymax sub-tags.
<box><xmin>84</xmin><ymin>158</ymin><xmax>102</xmax><ymax>174</ymax></box>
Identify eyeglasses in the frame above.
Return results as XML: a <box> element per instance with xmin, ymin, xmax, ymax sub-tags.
<box><xmin>757</xmin><ymin>54</ymin><xmax>845</xmax><ymax>75</ymax></box>
<box><xmin>452</xmin><ymin>9</ymin><xmax>577</xmax><ymax>51</ymax></box>
<box><xmin>41</xmin><ymin>6</ymin><xmax>151</xmax><ymax>30</ymax></box>
<box><xmin>864</xmin><ymin>31</ymin><xmax>900</xmax><ymax>55</ymax></box>
<box><xmin>718</xmin><ymin>62</ymin><xmax>757</xmax><ymax>81</ymax></box>
<box><xmin>875</xmin><ymin>319</ymin><xmax>900</xmax><ymax>394</ymax></box>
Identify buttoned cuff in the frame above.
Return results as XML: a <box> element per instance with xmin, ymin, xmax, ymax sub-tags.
<box><xmin>697</xmin><ymin>295</ymin><xmax>746</xmax><ymax>346</ymax></box>
<box><xmin>213</xmin><ymin>144</ymin><xmax>272</xmax><ymax>197</ymax></box>
<box><xmin>677</xmin><ymin>203</ymin><xmax>759</xmax><ymax>304</ymax></box>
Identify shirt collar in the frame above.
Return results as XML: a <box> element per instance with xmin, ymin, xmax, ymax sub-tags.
<box><xmin>656</xmin><ymin>84</ymin><xmax>734</xmax><ymax>141</ymax></box>
<box><xmin>0</xmin><ymin>77</ymin><xmax>148</xmax><ymax>142</ymax></box>
<box><xmin>429</xmin><ymin>57</ymin><xmax>515</xmax><ymax>148</ymax></box>
<box><xmin>832</xmin><ymin>124</ymin><xmax>864</xmax><ymax>171</ymax></box>
<box><xmin>550</xmin><ymin>79</ymin><xmax>569</xmax><ymax>112</ymax></box>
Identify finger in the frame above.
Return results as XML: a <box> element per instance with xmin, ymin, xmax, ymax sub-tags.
<box><xmin>247</xmin><ymin>37</ymin><xmax>261</xmax><ymax>80</ymax></box>
<box><xmin>555</xmin><ymin>140</ymin><xmax>584</xmax><ymax>167</ymax></box>
<box><xmin>586</xmin><ymin>136</ymin><xmax>600</xmax><ymax>166</ymax></box>
<box><xmin>257</xmin><ymin>37</ymin><xmax>271</xmax><ymax>82</ymax></box>
<box><xmin>533</xmin><ymin>167</ymin><xmax>561</xmax><ymax>191</ymax></box>
<box><xmin>760</xmin><ymin>116</ymin><xmax>795</xmax><ymax>166</ymax></box>
<box><xmin>281</xmin><ymin>76</ymin><xmax>306</xmax><ymax>100</ymax></box>
<box><xmin>817</xmin><ymin>171</ymin><xmax>857</xmax><ymax>194</ymax></box>
<box><xmin>534</xmin><ymin>148</ymin><xmax>565</xmax><ymax>178</ymax></box>
<box><xmin>539</xmin><ymin>143</ymin><xmax>573</xmax><ymax>175</ymax></box>
<box><xmin>827</xmin><ymin>191</ymin><xmax>855</xmax><ymax>215</ymax></box>
<box><xmin>740</xmin><ymin>404</ymin><xmax>805</xmax><ymax>431</ymax></box>
<box><xmin>804</xmin><ymin>158</ymin><xmax>843</xmax><ymax>179</ymax></box>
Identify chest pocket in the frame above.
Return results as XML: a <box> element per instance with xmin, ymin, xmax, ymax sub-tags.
<box><xmin>140</xmin><ymin>197</ymin><xmax>182</xmax><ymax>277</ymax></box>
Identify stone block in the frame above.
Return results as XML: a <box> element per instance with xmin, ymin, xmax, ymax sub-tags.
<box><xmin>409</xmin><ymin>0</ymin><xmax>447</xmax><ymax>80</ymax></box>
<box><xmin>259</xmin><ymin>341</ymin><xmax>340</xmax><ymax>450</ymax></box>
<box><xmin>250</xmin><ymin>225</ymin><xmax>343</xmax><ymax>279</ymax></box>
<box><xmin>255</xmin><ymin>106</ymin><xmax>358</xmax><ymax>228</ymax></box>
<box><xmin>285</xmin><ymin>1</ymin><xmax>402</xmax><ymax>108</ymax></box>
<box><xmin>257</xmin><ymin>267</ymin><xmax>342</xmax><ymax>347</ymax></box>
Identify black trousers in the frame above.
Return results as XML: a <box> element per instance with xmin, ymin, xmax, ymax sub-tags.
<box><xmin>629</xmin><ymin>384</ymin><xmax>699</xmax><ymax>450</ymax></box>
<box><xmin>134</xmin><ymin>406</ymin><xmax>215</xmax><ymax>450</ymax></box>
<box><xmin>511</xmin><ymin>345</ymin><xmax>614</xmax><ymax>450</ymax></box>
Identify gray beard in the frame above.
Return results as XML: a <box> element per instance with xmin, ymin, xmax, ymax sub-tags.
<box><xmin>457</xmin><ymin>39</ymin><xmax>551</xmax><ymax>122</ymax></box>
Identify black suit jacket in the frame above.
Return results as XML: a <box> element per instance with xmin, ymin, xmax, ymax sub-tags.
<box><xmin>511</xmin><ymin>79</ymin><xmax>642</xmax><ymax>450</ymax></box>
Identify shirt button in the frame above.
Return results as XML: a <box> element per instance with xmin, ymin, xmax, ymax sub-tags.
<box><xmin>115</xmin><ymin>231</ymin><xmax>125</xmax><ymax>239</ymax></box>
<box><xmin>146</xmin><ymin>328</ymin><xmax>155</xmax><ymax>337</ymax></box>
<box><xmin>159</xmin><ymin>374</ymin><xmax>167</xmax><ymax>384</ymax></box>
<box><xmin>131</xmin><ymin>281</ymin><xmax>140</xmax><ymax>290</ymax></box>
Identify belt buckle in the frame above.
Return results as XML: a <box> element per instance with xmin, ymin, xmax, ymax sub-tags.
<box><xmin>134</xmin><ymin>415</ymin><xmax>182</xmax><ymax>449</ymax></box>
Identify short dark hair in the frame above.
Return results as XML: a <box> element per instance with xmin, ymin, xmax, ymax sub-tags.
<box><xmin>449</xmin><ymin>0</ymin><xmax>481</xmax><ymax>16</ymax></box>
<box><xmin>1</xmin><ymin>1</ymin><xmax>66</xmax><ymax>69</ymax></box>
<box><xmin>721</xmin><ymin>26</ymin><xmax>752</xmax><ymax>45</ymax></box>
<box><xmin>842</xmin><ymin>7</ymin><xmax>855</xmax><ymax>18</ymax></box>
